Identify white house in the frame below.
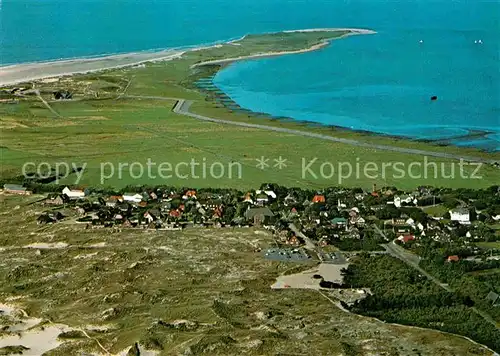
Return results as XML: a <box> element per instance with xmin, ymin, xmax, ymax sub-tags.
<box><xmin>256</xmin><ymin>190</ymin><xmax>277</xmax><ymax>199</ymax></box>
<box><xmin>62</xmin><ymin>186</ymin><xmax>85</xmax><ymax>199</ymax></box>
<box><xmin>450</xmin><ymin>208</ymin><xmax>470</xmax><ymax>224</ymax></box>
<box><xmin>123</xmin><ymin>193</ymin><xmax>143</xmax><ymax>203</ymax></box>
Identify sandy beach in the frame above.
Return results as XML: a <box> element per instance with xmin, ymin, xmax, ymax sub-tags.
<box><xmin>0</xmin><ymin>28</ymin><xmax>375</xmax><ymax>87</ymax></box>
<box><xmin>0</xmin><ymin>49</ymin><xmax>185</xmax><ymax>87</ymax></box>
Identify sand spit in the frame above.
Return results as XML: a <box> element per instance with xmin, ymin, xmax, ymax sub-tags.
<box><xmin>0</xmin><ymin>28</ymin><xmax>375</xmax><ymax>87</ymax></box>
<box><xmin>191</xmin><ymin>28</ymin><xmax>376</xmax><ymax>68</ymax></box>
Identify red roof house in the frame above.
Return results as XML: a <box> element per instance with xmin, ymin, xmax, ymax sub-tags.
<box><xmin>312</xmin><ymin>195</ymin><xmax>326</xmax><ymax>204</ymax></box>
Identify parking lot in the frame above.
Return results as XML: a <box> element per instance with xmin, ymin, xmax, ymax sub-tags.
<box><xmin>263</xmin><ymin>248</ymin><xmax>312</xmax><ymax>262</ymax></box>
<box><xmin>321</xmin><ymin>251</ymin><xmax>347</xmax><ymax>264</ymax></box>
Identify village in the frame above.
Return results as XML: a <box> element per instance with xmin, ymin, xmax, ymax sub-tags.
<box><xmin>2</xmin><ymin>182</ymin><xmax>500</xmax><ymax>353</ymax></box>
<box><xmin>3</xmin><ymin>182</ymin><xmax>500</xmax><ymax>264</ymax></box>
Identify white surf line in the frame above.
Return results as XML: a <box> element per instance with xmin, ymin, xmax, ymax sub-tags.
<box><xmin>0</xmin><ymin>28</ymin><xmax>374</xmax><ymax>87</ymax></box>
<box><xmin>0</xmin><ymin>50</ymin><xmax>185</xmax><ymax>87</ymax></box>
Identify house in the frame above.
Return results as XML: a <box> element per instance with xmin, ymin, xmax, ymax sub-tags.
<box><xmin>450</xmin><ymin>208</ymin><xmax>470</xmax><ymax>224</ymax></box>
<box><xmin>123</xmin><ymin>193</ymin><xmax>143</xmax><ymax>203</ymax></box>
<box><xmin>53</xmin><ymin>90</ymin><xmax>72</xmax><ymax>100</ymax></box>
<box><xmin>3</xmin><ymin>184</ymin><xmax>32</xmax><ymax>195</ymax></box>
<box><xmin>212</xmin><ymin>206</ymin><xmax>223</xmax><ymax>219</ymax></box>
<box><xmin>255</xmin><ymin>192</ymin><xmax>269</xmax><ymax>204</ymax></box>
<box><xmin>144</xmin><ymin>210</ymin><xmax>158</xmax><ymax>224</ymax></box>
<box><xmin>106</xmin><ymin>196</ymin><xmax>123</xmax><ymax>207</ymax></box>
<box><xmin>289</xmin><ymin>207</ymin><xmax>298</xmax><ymax>217</ymax></box>
<box><xmin>398</xmin><ymin>235</ymin><xmax>415</xmax><ymax>244</ymax></box>
<box><xmin>391</xmin><ymin>218</ymin><xmax>407</xmax><ymax>226</ymax></box>
<box><xmin>243</xmin><ymin>193</ymin><xmax>254</xmax><ymax>204</ymax></box>
<box><xmin>284</xmin><ymin>193</ymin><xmax>297</xmax><ymax>206</ymax></box>
<box><xmin>169</xmin><ymin>209</ymin><xmax>181</xmax><ymax>218</ymax></box>
<box><xmin>37</xmin><ymin>214</ymin><xmax>56</xmax><ymax>224</ymax></box>
<box><xmin>355</xmin><ymin>193</ymin><xmax>365</xmax><ymax>201</ymax></box>
<box><xmin>45</xmin><ymin>194</ymin><xmax>65</xmax><ymax>206</ymax></box>
<box><xmin>286</xmin><ymin>235</ymin><xmax>301</xmax><ymax>246</ymax></box>
<box><xmin>62</xmin><ymin>186</ymin><xmax>85</xmax><ymax>199</ymax></box>
<box><xmin>447</xmin><ymin>255</ymin><xmax>460</xmax><ymax>263</ymax></box>
<box><xmin>183</xmin><ymin>190</ymin><xmax>197</xmax><ymax>200</ymax></box>
<box><xmin>256</xmin><ymin>190</ymin><xmax>277</xmax><ymax>199</ymax></box>
<box><xmin>331</xmin><ymin>217</ymin><xmax>347</xmax><ymax>227</ymax></box>
<box><xmin>244</xmin><ymin>207</ymin><xmax>274</xmax><ymax>227</ymax></box>
<box><xmin>353</xmin><ymin>216</ymin><xmax>366</xmax><ymax>226</ymax></box>
<box><xmin>394</xmin><ymin>195</ymin><xmax>415</xmax><ymax>208</ymax></box>
<box><xmin>345</xmin><ymin>227</ymin><xmax>361</xmax><ymax>239</ymax></box>
<box><xmin>312</xmin><ymin>195</ymin><xmax>326</xmax><ymax>204</ymax></box>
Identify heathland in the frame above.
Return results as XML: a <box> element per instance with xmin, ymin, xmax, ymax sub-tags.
<box><xmin>0</xmin><ymin>29</ymin><xmax>499</xmax><ymax>191</ymax></box>
<box><xmin>0</xmin><ymin>192</ymin><xmax>496</xmax><ymax>355</ymax></box>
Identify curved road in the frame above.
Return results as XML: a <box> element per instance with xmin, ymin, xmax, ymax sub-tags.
<box><xmin>171</xmin><ymin>99</ymin><xmax>497</xmax><ymax>164</ymax></box>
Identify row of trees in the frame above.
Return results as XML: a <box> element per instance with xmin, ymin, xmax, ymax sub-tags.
<box><xmin>342</xmin><ymin>255</ymin><xmax>500</xmax><ymax>351</ymax></box>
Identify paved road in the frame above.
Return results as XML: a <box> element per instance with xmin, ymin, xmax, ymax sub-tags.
<box><xmin>37</xmin><ymin>94</ymin><xmax>499</xmax><ymax>164</ymax></box>
<box><xmin>172</xmin><ymin>99</ymin><xmax>497</xmax><ymax>164</ymax></box>
<box><xmin>374</xmin><ymin>225</ymin><xmax>499</xmax><ymax>330</ymax></box>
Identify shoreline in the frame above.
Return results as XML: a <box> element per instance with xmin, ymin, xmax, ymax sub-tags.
<box><xmin>191</xmin><ymin>28</ymin><xmax>376</xmax><ymax>68</ymax></box>
<box><xmin>0</xmin><ymin>28</ymin><xmax>374</xmax><ymax>87</ymax></box>
<box><xmin>192</xmin><ymin>67</ymin><xmax>500</xmax><ymax>156</ymax></box>
<box><xmin>0</xmin><ymin>49</ymin><xmax>186</xmax><ymax>87</ymax></box>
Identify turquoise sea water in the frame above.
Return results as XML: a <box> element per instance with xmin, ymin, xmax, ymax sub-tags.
<box><xmin>1</xmin><ymin>0</ymin><xmax>499</xmax><ymax>150</ymax></box>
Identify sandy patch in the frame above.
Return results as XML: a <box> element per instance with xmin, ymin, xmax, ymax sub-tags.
<box><xmin>0</xmin><ymin>303</ymin><xmax>73</xmax><ymax>355</ymax></box>
<box><xmin>87</xmin><ymin>242</ymin><xmax>106</xmax><ymax>248</ymax></box>
<box><xmin>40</xmin><ymin>78</ymin><xmax>59</xmax><ymax>83</ymax></box>
<box><xmin>23</xmin><ymin>242</ymin><xmax>69</xmax><ymax>249</ymax></box>
<box><xmin>271</xmin><ymin>263</ymin><xmax>349</xmax><ymax>289</ymax></box>
<box><xmin>0</xmin><ymin>324</ymin><xmax>71</xmax><ymax>355</ymax></box>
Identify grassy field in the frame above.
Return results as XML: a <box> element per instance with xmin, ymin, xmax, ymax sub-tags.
<box><xmin>422</xmin><ymin>205</ymin><xmax>450</xmax><ymax>217</ymax></box>
<box><xmin>1</xmin><ymin>29</ymin><xmax>499</xmax><ymax>191</ymax></box>
<box><xmin>476</xmin><ymin>242</ymin><xmax>500</xmax><ymax>250</ymax></box>
<box><xmin>0</xmin><ymin>194</ymin><xmax>495</xmax><ymax>355</ymax></box>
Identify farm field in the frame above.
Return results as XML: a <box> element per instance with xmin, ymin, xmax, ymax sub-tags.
<box><xmin>1</xmin><ymin>97</ymin><xmax>500</xmax><ymax>191</ymax></box>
